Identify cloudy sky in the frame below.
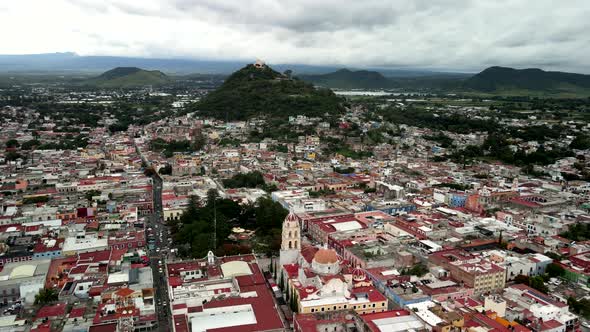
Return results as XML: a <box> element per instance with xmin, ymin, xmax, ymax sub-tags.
<box><xmin>2</xmin><ymin>0</ymin><xmax>589</xmax><ymax>72</ymax></box>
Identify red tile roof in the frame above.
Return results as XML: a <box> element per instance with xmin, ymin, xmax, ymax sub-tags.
<box><xmin>35</xmin><ymin>303</ymin><xmax>67</xmax><ymax>320</ymax></box>
<box><xmin>68</xmin><ymin>306</ymin><xmax>86</xmax><ymax>318</ymax></box>
<box><xmin>202</xmin><ymin>284</ymin><xmax>284</xmax><ymax>332</ymax></box>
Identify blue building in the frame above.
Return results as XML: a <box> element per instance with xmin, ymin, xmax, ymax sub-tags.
<box><xmin>448</xmin><ymin>193</ymin><xmax>467</xmax><ymax>208</ymax></box>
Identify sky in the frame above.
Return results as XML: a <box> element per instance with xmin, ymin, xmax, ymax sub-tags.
<box><xmin>2</xmin><ymin>0</ymin><xmax>590</xmax><ymax>73</ymax></box>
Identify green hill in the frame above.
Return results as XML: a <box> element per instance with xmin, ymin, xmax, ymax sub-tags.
<box><xmin>464</xmin><ymin>66</ymin><xmax>590</xmax><ymax>96</ymax></box>
<box><xmin>87</xmin><ymin>67</ymin><xmax>170</xmax><ymax>87</ymax></box>
<box><xmin>301</xmin><ymin>69</ymin><xmax>391</xmax><ymax>89</ymax></box>
<box><xmin>194</xmin><ymin>63</ymin><xmax>344</xmax><ymax>120</ymax></box>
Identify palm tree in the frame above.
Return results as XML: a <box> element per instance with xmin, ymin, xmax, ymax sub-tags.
<box><xmin>34</xmin><ymin>288</ymin><xmax>59</xmax><ymax>305</ymax></box>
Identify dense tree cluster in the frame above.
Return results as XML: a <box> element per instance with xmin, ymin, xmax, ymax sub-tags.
<box><xmin>22</xmin><ymin>196</ymin><xmax>50</xmax><ymax>204</ymax></box>
<box><xmin>423</xmin><ymin>133</ymin><xmax>454</xmax><ymax>148</ymax></box>
<box><xmin>170</xmin><ymin>191</ymin><xmax>288</xmax><ymax>258</ymax></box>
<box><xmin>568</xmin><ymin>297</ymin><xmax>590</xmax><ymax>319</ymax></box>
<box><xmin>150</xmin><ymin>138</ymin><xmax>194</xmax><ymax>158</ymax></box>
<box><xmin>400</xmin><ymin>263</ymin><xmax>429</xmax><ymax>277</ymax></box>
<box><xmin>570</xmin><ymin>134</ymin><xmax>590</xmax><ymax>150</ymax></box>
<box><xmin>222</xmin><ymin>171</ymin><xmax>265</xmax><ymax>189</ymax></box>
<box><xmin>34</xmin><ymin>288</ymin><xmax>59</xmax><ymax>305</ymax></box>
<box><xmin>378</xmin><ymin>106</ymin><xmax>498</xmax><ymax>134</ymax></box>
<box><xmin>560</xmin><ymin>223</ymin><xmax>590</xmax><ymax>241</ymax></box>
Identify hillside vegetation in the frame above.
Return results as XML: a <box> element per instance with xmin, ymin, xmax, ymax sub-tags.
<box><xmin>464</xmin><ymin>66</ymin><xmax>590</xmax><ymax>96</ymax></box>
<box><xmin>301</xmin><ymin>69</ymin><xmax>390</xmax><ymax>89</ymax></box>
<box><xmin>86</xmin><ymin>67</ymin><xmax>170</xmax><ymax>87</ymax></box>
<box><xmin>193</xmin><ymin>63</ymin><xmax>344</xmax><ymax>120</ymax></box>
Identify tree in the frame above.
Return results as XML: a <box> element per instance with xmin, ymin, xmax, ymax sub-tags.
<box><xmin>290</xmin><ymin>287</ymin><xmax>298</xmax><ymax>312</ymax></box>
<box><xmin>5</xmin><ymin>139</ymin><xmax>19</xmax><ymax>148</ymax></box>
<box><xmin>159</xmin><ymin>164</ymin><xmax>172</xmax><ymax>175</ymax></box>
<box><xmin>544</xmin><ymin>252</ymin><xmax>563</xmax><ymax>261</ymax></box>
<box><xmin>23</xmin><ymin>196</ymin><xmax>50</xmax><ymax>204</ymax></box>
<box><xmin>568</xmin><ymin>297</ymin><xmax>590</xmax><ymax>319</ymax></box>
<box><xmin>401</xmin><ymin>263</ymin><xmax>429</xmax><ymax>277</ymax></box>
<box><xmin>21</xmin><ymin>139</ymin><xmax>41</xmax><ymax>150</ymax></box>
<box><xmin>269</xmin><ymin>257</ymin><xmax>274</xmax><ymax>275</ymax></box>
<box><xmin>192</xmin><ymin>131</ymin><xmax>207</xmax><ymax>151</ymax></box>
<box><xmin>206</xmin><ymin>189</ymin><xmax>219</xmax><ymax>207</ymax></box>
<box><xmin>85</xmin><ymin>190</ymin><xmax>102</xmax><ymax>202</ymax></box>
<box><xmin>279</xmin><ymin>269</ymin><xmax>284</xmax><ymax>291</ymax></box>
<box><xmin>254</xmin><ymin>197</ymin><xmax>288</xmax><ymax>235</ymax></box>
<box><xmin>222</xmin><ymin>171</ymin><xmax>265</xmax><ymax>188</ymax></box>
<box><xmin>529</xmin><ymin>276</ymin><xmax>548</xmax><ymax>294</ymax></box>
<box><xmin>570</xmin><ymin>134</ymin><xmax>590</xmax><ymax>150</ymax></box>
<box><xmin>513</xmin><ymin>274</ymin><xmax>530</xmax><ymax>285</ymax></box>
<box><xmin>34</xmin><ymin>288</ymin><xmax>59</xmax><ymax>305</ymax></box>
<box><xmin>4</xmin><ymin>151</ymin><xmax>23</xmax><ymax>161</ymax></box>
<box><xmin>545</xmin><ymin>263</ymin><xmax>565</xmax><ymax>278</ymax></box>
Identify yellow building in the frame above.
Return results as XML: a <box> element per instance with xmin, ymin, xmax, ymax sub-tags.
<box><xmin>163</xmin><ymin>207</ymin><xmax>184</xmax><ymax>222</ymax></box>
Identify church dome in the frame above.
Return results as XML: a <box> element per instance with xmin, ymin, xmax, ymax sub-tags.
<box><xmin>285</xmin><ymin>212</ymin><xmax>299</xmax><ymax>222</ymax></box>
<box><xmin>313</xmin><ymin>249</ymin><xmax>338</xmax><ymax>264</ymax></box>
<box><xmin>352</xmin><ymin>268</ymin><xmax>366</xmax><ymax>281</ymax></box>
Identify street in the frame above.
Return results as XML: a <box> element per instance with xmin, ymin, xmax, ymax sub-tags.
<box><xmin>137</xmin><ymin>145</ymin><xmax>172</xmax><ymax>332</ymax></box>
<box><xmin>147</xmin><ymin>175</ymin><xmax>173</xmax><ymax>332</ymax></box>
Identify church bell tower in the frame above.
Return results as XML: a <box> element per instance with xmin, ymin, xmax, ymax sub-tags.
<box><xmin>280</xmin><ymin>212</ymin><xmax>301</xmax><ymax>266</ymax></box>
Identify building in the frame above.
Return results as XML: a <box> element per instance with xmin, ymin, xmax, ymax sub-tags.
<box><xmin>0</xmin><ymin>259</ymin><xmax>50</xmax><ymax>304</ymax></box>
<box><xmin>280</xmin><ymin>212</ymin><xmax>301</xmax><ymax>266</ymax></box>
<box><xmin>429</xmin><ymin>249</ymin><xmax>506</xmax><ymax>295</ymax></box>
<box><xmin>168</xmin><ymin>253</ymin><xmax>285</xmax><ymax>332</ymax></box>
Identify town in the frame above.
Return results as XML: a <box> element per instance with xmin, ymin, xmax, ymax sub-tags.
<box><xmin>0</xmin><ymin>58</ymin><xmax>589</xmax><ymax>332</ymax></box>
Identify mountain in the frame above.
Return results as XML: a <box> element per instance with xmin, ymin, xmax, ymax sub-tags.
<box><xmin>464</xmin><ymin>66</ymin><xmax>590</xmax><ymax>95</ymax></box>
<box><xmin>193</xmin><ymin>63</ymin><xmax>343</xmax><ymax>120</ymax></box>
<box><xmin>87</xmin><ymin>67</ymin><xmax>170</xmax><ymax>87</ymax></box>
<box><xmin>0</xmin><ymin>52</ymin><xmax>247</xmax><ymax>74</ymax></box>
<box><xmin>300</xmin><ymin>68</ymin><xmax>471</xmax><ymax>90</ymax></box>
<box><xmin>0</xmin><ymin>52</ymin><xmax>345</xmax><ymax>75</ymax></box>
<box><xmin>300</xmin><ymin>69</ymin><xmax>391</xmax><ymax>89</ymax></box>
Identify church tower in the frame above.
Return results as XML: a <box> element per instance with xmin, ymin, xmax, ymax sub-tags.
<box><xmin>280</xmin><ymin>212</ymin><xmax>301</xmax><ymax>266</ymax></box>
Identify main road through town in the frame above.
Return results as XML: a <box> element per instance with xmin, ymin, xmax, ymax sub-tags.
<box><xmin>136</xmin><ymin>143</ymin><xmax>172</xmax><ymax>332</ymax></box>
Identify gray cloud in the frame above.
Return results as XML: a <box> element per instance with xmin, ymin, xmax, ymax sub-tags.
<box><xmin>4</xmin><ymin>0</ymin><xmax>590</xmax><ymax>73</ymax></box>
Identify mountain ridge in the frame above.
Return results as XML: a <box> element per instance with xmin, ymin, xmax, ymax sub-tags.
<box><xmin>464</xmin><ymin>66</ymin><xmax>590</xmax><ymax>94</ymax></box>
<box><xmin>86</xmin><ymin>67</ymin><xmax>170</xmax><ymax>87</ymax></box>
<box><xmin>300</xmin><ymin>69</ymin><xmax>391</xmax><ymax>89</ymax></box>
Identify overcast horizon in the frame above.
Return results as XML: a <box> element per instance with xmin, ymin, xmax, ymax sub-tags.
<box><xmin>2</xmin><ymin>0</ymin><xmax>590</xmax><ymax>73</ymax></box>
